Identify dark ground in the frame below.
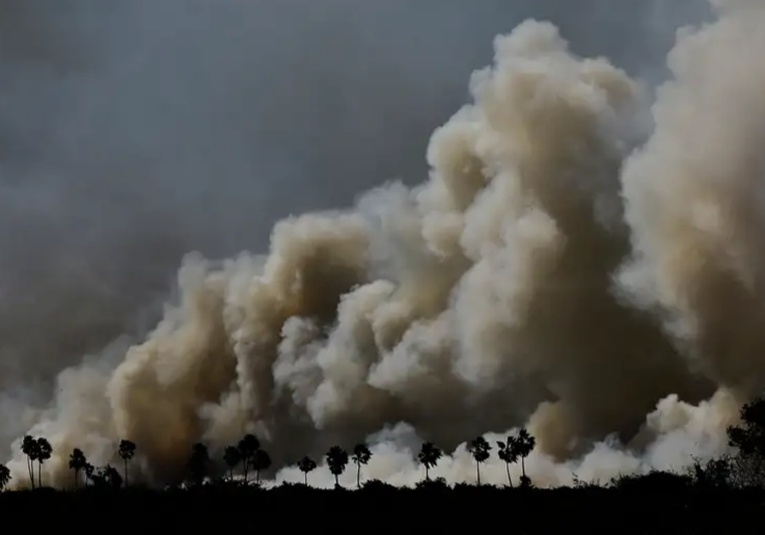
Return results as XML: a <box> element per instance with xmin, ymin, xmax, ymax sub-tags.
<box><xmin>1</xmin><ymin>479</ymin><xmax>761</xmax><ymax>533</ymax></box>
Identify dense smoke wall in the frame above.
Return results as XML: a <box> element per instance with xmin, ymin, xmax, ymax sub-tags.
<box><xmin>7</xmin><ymin>0</ymin><xmax>762</xmax><ymax>489</ymax></box>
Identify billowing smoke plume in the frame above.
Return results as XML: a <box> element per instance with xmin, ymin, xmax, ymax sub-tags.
<box><xmin>5</xmin><ymin>0</ymin><xmax>763</xmax><ymax>488</ymax></box>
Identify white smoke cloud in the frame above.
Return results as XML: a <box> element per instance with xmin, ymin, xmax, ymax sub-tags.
<box><xmin>3</xmin><ymin>0</ymin><xmax>760</xmax><ymax>489</ymax></box>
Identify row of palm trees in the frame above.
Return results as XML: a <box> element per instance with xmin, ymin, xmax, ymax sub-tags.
<box><xmin>0</xmin><ymin>428</ymin><xmax>536</xmax><ymax>491</ymax></box>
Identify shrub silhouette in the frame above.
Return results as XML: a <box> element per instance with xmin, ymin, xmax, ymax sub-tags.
<box><xmin>610</xmin><ymin>470</ymin><xmax>692</xmax><ymax>492</ymax></box>
<box><xmin>689</xmin><ymin>456</ymin><xmax>732</xmax><ymax>489</ymax></box>
<box><xmin>415</xmin><ymin>476</ymin><xmax>448</xmax><ymax>490</ymax></box>
<box><xmin>362</xmin><ymin>479</ymin><xmax>394</xmax><ymax>492</ymax></box>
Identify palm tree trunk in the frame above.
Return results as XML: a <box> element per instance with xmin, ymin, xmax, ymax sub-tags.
<box><xmin>476</xmin><ymin>461</ymin><xmax>480</xmax><ymax>486</ymax></box>
<box><xmin>27</xmin><ymin>458</ymin><xmax>34</xmax><ymax>489</ymax></box>
<box><xmin>304</xmin><ymin>471</ymin><xmax>307</xmax><ymax>485</ymax></box>
<box><xmin>521</xmin><ymin>456</ymin><xmax>526</xmax><ymax>478</ymax></box>
<box><xmin>124</xmin><ymin>459</ymin><xmax>128</xmax><ymax>488</ymax></box>
<box><xmin>74</xmin><ymin>469</ymin><xmax>78</xmax><ymax>490</ymax></box>
<box><xmin>505</xmin><ymin>462</ymin><xmax>513</xmax><ymax>487</ymax></box>
<box><xmin>334</xmin><ymin>473</ymin><xmax>339</xmax><ymax>488</ymax></box>
<box><xmin>425</xmin><ymin>465</ymin><xmax>429</xmax><ymax>481</ymax></box>
<box><xmin>243</xmin><ymin>461</ymin><xmax>248</xmax><ymax>484</ymax></box>
<box><xmin>356</xmin><ymin>462</ymin><xmax>361</xmax><ymax>488</ymax></box>
<box><xmin>37</xmin><ymin>461</ymin><xmax>42</xmax><ymax>489</ymax></box>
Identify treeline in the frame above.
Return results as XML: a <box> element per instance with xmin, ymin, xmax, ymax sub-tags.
<box><xmin>3</xmin><ymin>391</ymin><xmax>765</xmax><ymax>493</ymax></box>
<box><xmin>0</xmin><ymin>428</ymin><xmax>537</xmax><ymax>491</ymax></box>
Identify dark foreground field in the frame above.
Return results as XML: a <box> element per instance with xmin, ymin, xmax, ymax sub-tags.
<box><xmin>1</xmin><ymin>479</ymin><xmax>762</xmax><ymax>533</ymax></box>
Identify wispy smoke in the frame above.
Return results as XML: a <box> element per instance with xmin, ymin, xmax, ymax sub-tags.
<box><xmin>6</xmin><ymin>0</ymin><xmax>758</xmax><ymax>490</ymax></box>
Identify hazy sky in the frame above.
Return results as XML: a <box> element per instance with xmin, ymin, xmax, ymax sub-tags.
<box><xmin>0</xmin><ymin>0</ymin><xmax>710</xmax><ymax>382</ymax></box>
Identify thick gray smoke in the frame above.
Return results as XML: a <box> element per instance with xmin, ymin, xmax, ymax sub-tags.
<box><xmin>6</xmin><ymin>0</ymin><xmax>759</xmax><ymax>489</ymax></box>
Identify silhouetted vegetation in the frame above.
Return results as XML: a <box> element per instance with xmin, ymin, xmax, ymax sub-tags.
<box><xmin>118</xmin><ymin>440</ymin><xmax>136</xmax><ymax>487</ymax></box>
<box><xmin>187</xmin><ymin>442</ymin><xmax>210</xmax><ymax>486</ymax></box>
<box><xmin>297</xmin><ymin>456</ymin><xmax>316</xmax><ymax>485</ymax></box>
<box><xmin>68</xmin><ymin>448</ymin><xmax>87</xmax><ymax>489</ymax></box>
<box><xmin>351</xmin><ymin>443</ymin><xmax>371</xmax><ymax>488</ymax></box>
<box><xmin>237</xmin><ymin>433</ymin><xmax>260</xmax><ymax>484</ymax></box>
<box><xmin>5</xmin><ymin>397</ymin><xmax>765</xmax><ymax>533</ymax></box>
<box><xmin>467</xmin><ymin>436</ymin><xmax>491</xmax><ymax>485</ymax></box>
<box><xmin>325</xmin><ymin>446</ymin><xmax>349</xmax><ymax>488</ymax></box>
<box><xmin>417</xmin><ymin>441</ymin><xmax>443</xmax><ymax>481</ymax></box>
<box><xmin>0</xmin><ymin>464</ymin><xmax>9</xmax><ymax>491</ymax></box>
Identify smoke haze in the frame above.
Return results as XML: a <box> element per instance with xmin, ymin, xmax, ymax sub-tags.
<box><xmin>5</xmin><ymin>0</ymin><xmax>761</xmax><ymax>489</ymax></box>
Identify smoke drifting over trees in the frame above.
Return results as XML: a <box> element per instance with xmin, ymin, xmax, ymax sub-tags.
<box><xmin>7</xmin><ymin>0</ymin><xmax>763</xmax><ymax>490</ymax></box>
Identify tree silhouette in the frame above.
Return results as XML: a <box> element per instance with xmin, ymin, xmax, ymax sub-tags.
<box><xmin>466</xmin><ymin>436</ymin><xmax>492</xmax><ymax>486</ymax></box>
<box><xmin>237</xmin><ymin>434</ymin><xmax>260</xmax><ymax>484</ymax></box>
<box><xmin>118</xmin><ymin>439</ymin><xmax>136</xmax><ymax>488</ymax></box>
<box><xmin>417</xmin><ymin>442</ymin><xmax>443</xmax><ymax>481</ymax></box>
<box><xmin>84</xmin><ymin>462</ymin><xmax>95</xmax><ymax>487</ymax></box>
<box><xmin>297</xmin><ymin>456</ymin><xmax>316</xmax><ymax>486</ymax></box>
<box><xmin>351</xmin><ymin>444</ymin><xmax>372</xmax><ymax>489</ymax></box>
<box><xmin>727</xmin><ymin>392</ymin><xmax>765</xmax><ymax>486</ymax></box>
<box><xmin>68</xmin><ymin>448</ymin><xmax>88</xmax><ymax>489</ymax></box>
<box><xmin>0</xmin><ymin>464</ymin><xmax>10</xmax><ymax>491</ymax></box>
<box><xmin>252</xmin><ymin>449</ymin><xmax>272</xmax><ymax>485</ymax></box>
<box><xmin>188</xmin><ymin>442</ymin><xmax>210</xmax><ymax>486</ymax></box>
<box><xmin>325</xmin><ymin>446</ymin><xmax>349</xmax><ymax>488</ymax></box>
<box><xmin>223</xmin><ymin>446</ymin><xmax>241</xmax><ymax>482</ymax></box>
<box><xmin>90</xmin><ymin>465</ymin><xmax>121</xmax><ymax>489</ymax></box>
<box><xmin>496</xmin><ymin>438</ymin><xmax>519</xmax><ymax>487</ymax></box>
<box><xmin>100</xmin><ymin>465</ymin><xmax>123</xmax><ymax>489</ymax></box>
<box><xmin>21</xmin><ymin>435</ymin><xmax>38</xmax><ymax>489</ymax></box>
<box><xmin>511</xmin><ymin>428</ymin><xmax>535</xmax><ymax>487</ymax></box>
<box><xmin>36</xmin><ymin>437</ymin><xmax>52</xmax><ymax>489</ymax></box>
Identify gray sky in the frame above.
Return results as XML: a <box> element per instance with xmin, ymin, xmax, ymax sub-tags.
<box><xmin>0</xmin><ymin>0</ymin><xmax>710</xmax><ymax>383</ymax></box>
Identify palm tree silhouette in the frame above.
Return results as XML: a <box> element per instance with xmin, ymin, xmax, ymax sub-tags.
<box><xmin>237</xmin><ymin>434</ymin><xmax>260</xmax><ymax>484</ymax></box>
<box><xmin>417</xmin><ymin>442</ymin><xmax>443</xmax><ymax>481</ymax></box>
<box><xmin>187</xmin><ymin>442</ymin><xmax>210</xmax><ymax>486</ymax></box>
<box><xmin>21</xmin><ymin>435</ymin><xmax>38</xmax><ymax>489</ymax></box>
<box><xmin>512</xmin><ymin>428</ymin><xmax>536</xmax><ymax>486</ymax></box>
<box><xmin>351</xmin><ymin>444</ymin><xmax>372</xmax><ymax>488</ymax></box>
<box><xmin>297</xmin><ymin>456</ymin><xmax>316</xmax><ymax>486</ymax></box>
<box><xmin>325</xmin><ymin>446</ymin><xmax>349</xmax><ymax>488</ymax></box>
<box><xmin>252</xmin><ymin>449</ymin><xmax>272</xmax><ymax>485</ymax></box>
<box><xmin>68</xmin><ymin>448</ymin><xmax>88</xmax><ymax>489</ymax></box>
<box><xmin>223</xmin><ymin>446</ymin><xmax>241</xmax><ymax>482</ymax></box>
<box><xmin>36</xmin><ymin>437</ymin><xmax>52</xmax><ymax>489</ymax></box>
<box><xmin>496</xmin><ymin>439</ymin><xmax>519</xmax><ymax>487</ymax></box>
<box><xmin>467</xmin><ymin>436</ymin><xmax>492</xmax><ymax>486</ymax></box>
<box><xmin>0</xmin><ymin>464</ymin><xmax>10</xmax><ymax>491</ymax></box>
<box><xmin>118</xmin><ymin>440</ymin><xmax>136</xmax><ymax>488</ymax></box>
